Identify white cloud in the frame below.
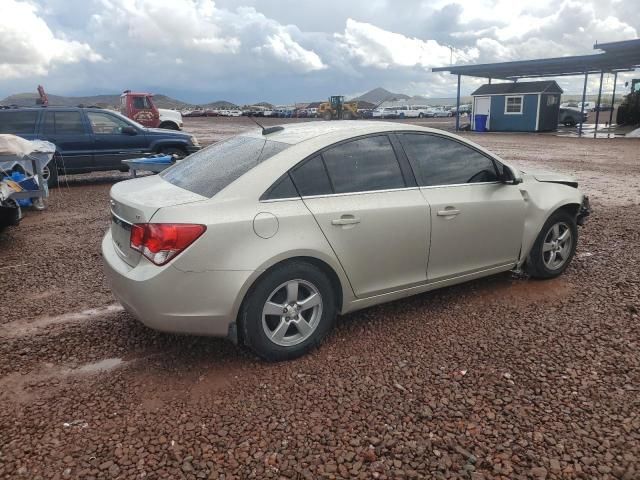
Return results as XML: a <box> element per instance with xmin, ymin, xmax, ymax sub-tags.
<box><xmin>336</xmin><ymin>18</ymin><xmax>479</xmax><ymax>69</ymax></box>
<box><xmin>0</xmin><ymin>0</ymin><xmax>102</xmax><ymax>78</ymax></box>
<box><xmin>256</xmin><ymin>28</ymin><xmax>325</xmax><ymax>72</ymax></box>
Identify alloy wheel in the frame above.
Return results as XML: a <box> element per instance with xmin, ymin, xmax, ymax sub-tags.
<box><xmin>542</xmin><ymin>221</ymin><xmax>573</xmax><ymax>270</ymax></box>
<box><xmin>262</xmin><ymin>279</ymin><xmax>323</xmax><ymax>347</ymax></box>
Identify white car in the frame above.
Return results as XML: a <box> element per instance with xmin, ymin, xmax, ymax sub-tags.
<box><xmin>227</xmin><ymin>110</ymin><xmax>243</xmax><ymax>117</ymax></box>
<box><xmin>372</xmin><ymin>107</ymin><xmax>397</xmax><ymax>119</ymax></box>
<box><xmin>393</xmin><ymin>106</ymin><xmax>421</xmax><ymax>119</ymax></box>
<box><xmin>428</xmin><ymin>107</ymin><xmax>452</xmax><ymax>118</ymax></box>
<box><xmin>103</xmin><ymin>121</ymin><xmax>589</xmax><ymax>361</ymax></box>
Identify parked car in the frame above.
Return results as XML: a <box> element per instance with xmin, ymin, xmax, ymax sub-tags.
<box><xmin>579</xmin><ymin>102</ymin><xmax>596</xmax><ymax>112</ymax></box>
<box><xmin>428</xmin><ymin>107</ymin><xmax>453</xmax><ymax>118</ymax></box>
<box><xmin>594</xmin><ymin>104</ymin><xmax>613</xmax><ymax>112</ymax></box>
<box><xmin>372</xmin><ymin>107</ymin><xmax>397</xmax><ymax>119</ymax></box>
<box><xmin>0</xmin><ymin>107</ymin><xmax>200</xmax><ymax>186</ymax></box>
<box><xmin>393</xmin><ymin>106</ymin><xmax>420</xmax><ymax>119</ymax></box>
<box><xmin>559</xmin><ymin>107</ymin><xmax>588</xmax><ymax>127</ymax></box>
<box><xmin>103</xmin><ymin>121</ymin><xmax>589</xmax><ymax>361</ymax></box>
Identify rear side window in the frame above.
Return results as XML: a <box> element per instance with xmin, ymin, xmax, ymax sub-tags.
<box><xmin>161</xmin><ymin>136</ymin><xmax>289</xmax><ymax>198</ymax></box>
<box><xmin>400</xmin><ymin>134</ymin><xmax>499</xmax><ymax>186</ymax></box>
<box><xmin>42</xmin><ymin>111</ymin><xmax>86</xmax><ymax>135</ymax></box>
<box><xmin>321</xmin><ymin>135</ymin><xmax>405</xmax><ymax>194</ymax></box>
<box><xmin>0</xmin><ymin>111</ymin><xmax>39</xmax><ymax>134</ymax></box>
<box><xmin>290</xmin><ymin>155</ymin><xmax>332</xmax><ymax>196</ymax></box>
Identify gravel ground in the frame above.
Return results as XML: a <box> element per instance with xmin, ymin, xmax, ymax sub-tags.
<box><xmin>1</xmin><ymin>117</ymin><xmax>639</xmax><ymax>479</ymax></box>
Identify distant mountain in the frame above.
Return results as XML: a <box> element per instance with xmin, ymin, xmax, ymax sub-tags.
<box><xmin>350</xmin><ymin>87</ymin><xmax>411</xmax><ymax>104</ymax></box>
<box><xmin>0</xmin><ymin>92</ymin><xmax>237</xmax><ymax>110</ymax></box>
<box><xmin>200</xmin><ymin>100</ymin><xmax>239</xmax><ymax>109</ymax></box>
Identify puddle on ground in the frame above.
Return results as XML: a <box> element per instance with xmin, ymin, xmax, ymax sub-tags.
<box><xmin>0</xmin><ymin>304</ymin><xmax>124</xmax><ymax>339</ymax></box>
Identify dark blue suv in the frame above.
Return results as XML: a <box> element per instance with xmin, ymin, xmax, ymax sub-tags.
<box><xmin>0</xmin><ymin>106</ymin><xmax>200</xmax><ymax>186</ymax></box>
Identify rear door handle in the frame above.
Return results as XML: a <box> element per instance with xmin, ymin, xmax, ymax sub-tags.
<box><xmin>437</xmin><ymin>208</ymin><xmax>460</xmax><ymax>216</ymax></box>
<box><xmin>331</xmin><ymin>215</ymin><xmax>361</xmax><ymax>226</ymax></box>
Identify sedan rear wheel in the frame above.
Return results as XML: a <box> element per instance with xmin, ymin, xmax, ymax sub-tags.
<box><xmin>241</xmin><ymin>261</ymin><xmax>337</xmax><ymax>361</ymax></box>
<box><xmin>526</xmin><ymin>210</ymin><xmax>578</xmax><ymax>279</ymax></box>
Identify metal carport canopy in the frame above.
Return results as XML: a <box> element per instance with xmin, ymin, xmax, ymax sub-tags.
<box><xmin>431</xmin><ymin>38</ymin><xmax>640</xmax><ymax>135</ymax></box>
<box><xmin>432</xmin><ymin>39</ymin><xmax>640</xmax><ymax>79</ymax></box>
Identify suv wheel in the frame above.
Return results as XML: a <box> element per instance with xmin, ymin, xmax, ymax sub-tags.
<box><xmin>159</xmin><ymin>147</ymin><xmax>187</xmax><ymax>159</ymax></box>
<box><xmin>42</xmin><ymin>158</ymin><xmax>59</xmax><ymax>188</ymax></box>
<box><xmin>240</xmin><ymin>261</ymin><xmax>337</xmax><ymax>361</ymax></box>
<box><xmin>526</xmin><ymin>209</ymin><xmax>578</xmax><ymax>279</ymax></box>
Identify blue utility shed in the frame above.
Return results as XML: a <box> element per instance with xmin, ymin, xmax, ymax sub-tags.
<box><xmin>470</xmin><ymin>80</ymin><xmax>563</xmax><ymax>132</ymax></box>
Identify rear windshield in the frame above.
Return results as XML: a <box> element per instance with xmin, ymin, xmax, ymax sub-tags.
<box><xmin>161</xmin><ymin>136</ymin><xmax>290</xmax><ymax>198</ymax></box>
<box><xmin>0</xmin><ymin>110</ymin><xmax>39</xmax><ymax>134</ymax></box>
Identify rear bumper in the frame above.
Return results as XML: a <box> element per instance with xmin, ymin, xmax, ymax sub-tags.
<box><xmin>186</xmin><ymin>145</ymin><xmax>201</xmax><ymax>154</ymax></box>
<box><xmin>102</xmin><ymin>230</ymin><xmax>252</xmax><ymax>337</ymax></box>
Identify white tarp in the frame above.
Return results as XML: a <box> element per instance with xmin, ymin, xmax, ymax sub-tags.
<box><xmin>0</xmin><ymin>134</ymin><xmax>55</xmax><ymax>175</ymax></box>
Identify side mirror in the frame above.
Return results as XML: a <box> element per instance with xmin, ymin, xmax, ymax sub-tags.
<box><xmin>502</xmin><ymin>166</ymin><xmax>523</xmax><ymax>185</ymax></box>
<box><xmin>121</xmin><ymin>126</ymin><xmax>137</xmax><ymax>135</ymax></box>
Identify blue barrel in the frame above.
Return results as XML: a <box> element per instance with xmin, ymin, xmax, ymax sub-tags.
<box><xmin>474</xmin><ymin>114</ymin><xmax>488</xmax><ymax>132</ymax></box>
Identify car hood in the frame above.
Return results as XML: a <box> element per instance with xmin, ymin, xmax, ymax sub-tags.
<box><xmin>524</xmin><ymin>169</ymin><xmax>578</xmax><ymax>187</ymax></box>
<box><xmin>144</xmin><ymin>127</ymin><xmax>191</xmax><ymax>138</ymax></box>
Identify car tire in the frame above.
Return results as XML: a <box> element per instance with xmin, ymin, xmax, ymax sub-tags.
<box><xmin>158</xmin><ymin>121</ymin><xmax>180</xmax><ymax>130</ymax></box>
<box><xmin>322</xmin><ymin>111</ymin><xmax>332</xmax><ymax>121</ymax></box>
<box><xmin>526</xmin><ymin>209</ymin><xmax>578</xmax><ymax>279</ymax></box>
<box><xmin>564</xmin><ymin>119</ymin><xmax>576</xmax><ymax>127</ymax></box>
<box><xmin>240</xmin><ymin>261</ymin><xmax>337</xmax><ymax>361</ymax></box>
<box><xmin>43</xmin><ymin>156</ymin><xmax>59</xmax><ymax>188</ymax></box>
<box><xmin>418</xmin><ymin>113</ymin><xmax>424</xmax><ymax>118</ymax></box>
<box><xmin>159</xmin><ymin>146</ymin><xmax>188</xmax><ymax>159</ymax></box>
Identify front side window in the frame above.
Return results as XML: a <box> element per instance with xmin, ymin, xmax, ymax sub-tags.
<box><xmin>0</xmin><ymin>111</ymin><xmax>39</xmax><ymax>134</ymax></box>
<box><xmin>321</xmin><ymin>135</ymin><xmax>405</xmax><ymax>194</ymax></box>
<box><xmin>400</xmin><ymin>134</ymin><xmax>499</xmax><ymax>186</ymax></box>
<box><xmin>161</xmin><ymin>136</ymin><xmax>289</xmax><ymax>198</ymax></box>
<box><xmin>48</xmin><ymin>111</ymin><xmax>86</xmax><ymax>135</ymax></box>
<box><xmin>505</xmin><ymin>96</ymin><xmax>523</xmax><ymax>114</ymax></box>
<box><xmin>87</xmin><ymin>111</ymin><xmax>130</xmax><ymax>134</ymax></box>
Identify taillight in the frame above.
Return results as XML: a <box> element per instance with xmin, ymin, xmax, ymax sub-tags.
<box><xmin>130</xmin><ymin>223</ymin><xmax>206</xmax><ymax>266</ymax></box>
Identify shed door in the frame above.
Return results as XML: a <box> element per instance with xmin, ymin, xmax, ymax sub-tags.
<box><xmin>473</xmin><ymin>96</ymin><xmax>491</xmax><ymax>129</ymax></box>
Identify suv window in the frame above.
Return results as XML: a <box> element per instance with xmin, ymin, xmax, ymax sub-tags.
<box><xmin>87</xmin><ymin>111</ymin><xmax>130</xmax><ymax>134</ymax></box>
<box><xmin>42</xmin><ymin>111</ymin><xmax>86</xmax><ymax>135</ymax></box>
<box><xmin>161</xmin><ymin>135</ymin><xmax>289</xmax><ymax>198</ymax></box>
<box><xmin>400</xmin><ymin>134</ymin><xmax>499</xmax><ymax>186</ymax></box>
<box><xmin>321</xmin><ymin>135</ymin><xmax>405</xmax><ymax>194</ymax></box>
<box><xmin>0</xmin><ymin>110</ymin><xmax>39</xmax><ymax>134</ymax></box>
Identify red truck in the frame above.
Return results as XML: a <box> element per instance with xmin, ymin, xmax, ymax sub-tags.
<box><xmin>119</xmin><ymin>91</ymin><xmax>183</xmax><ymax>130</ymax></box>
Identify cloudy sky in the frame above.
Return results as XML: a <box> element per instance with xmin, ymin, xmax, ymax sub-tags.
<box><xmin>0</xmin><ymin>0</ymin><xmax>637</xmax><ymax>104</ymax></box>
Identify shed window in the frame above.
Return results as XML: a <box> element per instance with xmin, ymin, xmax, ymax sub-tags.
<box><xmin>505</xmin><ymin>96</ymin><xmax>523</xmax><ymax>114</ymax></box>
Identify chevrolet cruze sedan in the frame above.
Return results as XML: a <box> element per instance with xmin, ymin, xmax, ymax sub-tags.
<box><xmin>102</xmin><ymin>122</ymin><xmax>589</xmax><ymax>361</ymax></box>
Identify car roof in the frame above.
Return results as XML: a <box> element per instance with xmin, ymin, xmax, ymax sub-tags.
<box><xmin>241</xmin><ymin>120</ymin><xmax>441</xmax><ymax>145</ymax></box>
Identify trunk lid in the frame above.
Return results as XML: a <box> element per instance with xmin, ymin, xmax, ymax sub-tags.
<box><xmin>109</xmin><ymin>175</ymin><xmax>207</xmax><ymax>266</ymax></box>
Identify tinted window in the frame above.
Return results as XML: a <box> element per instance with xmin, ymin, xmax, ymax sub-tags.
<box><xmin>52</xmin><ymin>112</ymin><xmax>85</xmax><ymax>134</ymax></box>
<box><xmin>321</xmin><ymin>135</ymin><xmax>405</xmax><ymax>194</ymax></box>
<box><xmin>262</xmin><ymin>174</ymin><xmax>299</xmax><ymax>200</ymax></box>
<box><xmin>161</xmin><ymin>136</ymin><xmax>289</xmax><ymax>198</ymax></box>
<box><xmin>0</xmin><ymin>111</ymin><xmax>39</xmax><ymax>134</ymax></box>
<box><xmin>133</xmin><ymin>97</ymin><xmax>150</xmax><ymax>109</ymax></box>
<box><xmin>290</xmin><ymin>155</ymin><xmax>332</xmax><ymax>196</ymax></box>
<box><xmin>400</xmin><ymin>134</ymin><xmax>499</xmax><ymax>186</ymax></box>
<box><xmin>87</xmin><ymin>111</ymin><xmax>130</xmax><ymax>134</ymax></box>
<box><xmin>43</xmin><ymin>112</ymin><xmax>55</xmax><ymax>134</ymax></box>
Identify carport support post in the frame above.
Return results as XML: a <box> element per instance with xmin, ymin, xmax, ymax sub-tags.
<box><xmin>608</xmin><ymin>72</ymin><xmax>618</xmax><ymax>132</ymax></box>
<box><xmin>594</xmin><ymin>70</ymin><xmax>604</xmax><ymax>138</ymax></box>
<box><xmin>455</xmin><ymin>74</ymin><xmax>461</xmax><ymax>132</ymax></box>
<box><xmin>578</xmin><ymin>71</ymin><xmax>588</xmax><ymax>138</ymax></box>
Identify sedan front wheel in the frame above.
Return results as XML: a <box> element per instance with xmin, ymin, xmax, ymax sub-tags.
<box><xmin>526</xmin><ymin>210</ymin><xmax>578</xmax><ymax>279</ymax></box>
<box><xmin>240</xmin><ymin>261</ymin><xmax>337</xmax><ymax>361</ymax></box>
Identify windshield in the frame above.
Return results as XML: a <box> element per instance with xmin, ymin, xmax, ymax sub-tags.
<box><xmin>161</xmin><ymin>136</ymin><xmax>290</xmax><ymax>198</ymax></box>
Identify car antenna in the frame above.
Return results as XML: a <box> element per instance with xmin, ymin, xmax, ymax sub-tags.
<box><xmin>246</xmin><ymin>114</ymin><xmax>284</xmax><ymax>135</ymax></box>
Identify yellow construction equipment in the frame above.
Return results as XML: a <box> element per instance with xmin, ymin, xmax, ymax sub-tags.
<box><xmin>318</xmin><ymin>96</ymin><xmax>359</xmax><ymax>120</ymax></box>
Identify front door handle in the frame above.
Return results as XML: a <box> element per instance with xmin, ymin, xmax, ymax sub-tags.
<box><xmin>437</xmin><ymin>208</ymin><xmax>460</xmax><ymax>216</ymax></box>
<box><xmin>331</xmin><ymin>215</ymin><xmax>361</xmax><ymax>226</ymax></box>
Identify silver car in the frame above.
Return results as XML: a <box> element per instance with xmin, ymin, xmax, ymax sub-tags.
<box><xmin>103</xmin><ymin>122</ymin><xmax>589</xmax><ymax>360</ymax></box>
